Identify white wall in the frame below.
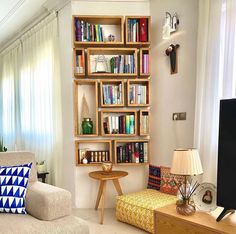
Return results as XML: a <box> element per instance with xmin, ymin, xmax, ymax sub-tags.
<box><xmin>150</xmin><ymin>0</ymin><xmax>199</xmax><ymax>166</ymax></box>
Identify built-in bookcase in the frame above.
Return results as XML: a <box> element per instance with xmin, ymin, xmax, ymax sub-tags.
<box><xmin>73</xmin><ymin>15</ymin><xmax>151</xmax><ymax>166</ymax></box>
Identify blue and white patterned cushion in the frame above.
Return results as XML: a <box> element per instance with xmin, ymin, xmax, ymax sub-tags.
<box><xmin>0</xmin><ymin>163</ymin><xmax>32</xmax><ymax>214</ymax></box>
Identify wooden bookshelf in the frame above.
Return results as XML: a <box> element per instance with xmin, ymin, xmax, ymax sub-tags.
<box><xmin>73</xmin><ymin>48</ymin><xmax>85</xmax><ymax>77</ymax></box>
<box><xmin>125</xmin><ymin>16</ymin><xmax>151</xmax><ymax>46</ymax></box>
<box><xmin>87</xmin><ymin>48</ymin><xmax>138</xmax><ymax>77</ymax></box>
<box><xmin>100</xmin><ymin>109</ymin><xmax>137</xmax><ymax>136</ymax></box>
<box><xmin>75</xmin><ymin>140</ymin><xmax>112</xmax><ymax>166</ymax></box>
<box><xmin>127</xmin><ymin>79</ymin><xmax>150</xmax><ymax>106</ymax></box>
<box><xmin>74</xmin><ymin>79</ymin><xmax>98</xmax><ymax>137</ymax></box>
<box><xmin>140</xmin><ymin>48</ymin><xmax>150</xmax><ymax>76</ymax></box>
<box><xmin>73</xmin><ymin>15</ymin><xmax>124</xmax><ymax>46</ymax></box>
<box><xmin>100</xmin><ymin>79</ymin><xmax>125</xmax><ymax>107</ymax></box>
<box><xmin>139</xmin><ymin>110</ymin><xmax>150</xmax><ymax>136</ymax></box>
<box><xmin>114</xmin><ymin>139</ymin><xmax>150</xmax><ymax>165</ymax></box>
<box><xmin>73</xmin><ymin>15</ymin><xmax>151</xmax><ymax>166</ymax></box>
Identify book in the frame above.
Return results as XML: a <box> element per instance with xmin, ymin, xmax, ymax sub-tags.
<box><xmin>139</xmin><ymin>142</ymin><xmax>144</xmax><ymax>163</ymax></box>
<box><xmin>129</xmin><ymin>84</ymin><xmax>147</xmax><ymax>105</ymax></box>
<box><xmin>140</xmin><ymin>18</ymin><xmax>148</xmax><ymax>42</ymax></box>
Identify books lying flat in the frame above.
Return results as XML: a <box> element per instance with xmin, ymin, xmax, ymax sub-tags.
<box><xmin>102</xmin><ymin>84</ymin><xmax>122</xmax><ymax>105</ymax></box>
<box><xmin>103</xmin><ymin>115</ymin><xmax>135</xmax><ymax>134</ymax></box>
<box><xmin>116</xmin><ymin>142</ymin><xmax>148</xmax><ymax>163</ymax></box>
<box><xmin>75</xmin><ymin>19</ymin><xmax>104</xmax><ymax>42</ymax></box>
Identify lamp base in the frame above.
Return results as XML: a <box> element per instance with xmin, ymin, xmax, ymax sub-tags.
<box><xmin>176</xmin><ymin>202</ymin><xmax>196</xmax><ymax>216</ymax></box>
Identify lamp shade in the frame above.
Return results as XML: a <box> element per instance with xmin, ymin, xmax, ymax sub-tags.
<box><xmin>170</xmin><ymin>149</ymin><xmax>203</xmax><ymax>176</ymax></box>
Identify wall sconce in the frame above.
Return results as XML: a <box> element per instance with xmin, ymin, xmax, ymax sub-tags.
<box><xmin>162</xmin><ymin>12</ymin><xmax>179</xmax><ymax>39</ymax></box>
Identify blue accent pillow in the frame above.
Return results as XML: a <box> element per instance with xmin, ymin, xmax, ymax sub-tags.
<box><xmin>147</xmin><ymin>164</ymin><xmax>161</xmax><ymax>190</ymax></box>
<box><xmin>0</xmin><ymin>163</ymin><xmax>32</xmax><ymax>214</ymax></box>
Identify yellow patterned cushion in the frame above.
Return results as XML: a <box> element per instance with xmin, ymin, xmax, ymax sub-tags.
<box><xmin>116</xmin><ymin>189</ymin><xmax>177</xmax><ymax>233</ymax></box>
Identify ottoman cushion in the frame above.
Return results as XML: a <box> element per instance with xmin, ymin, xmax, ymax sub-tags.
<box><xmin>116</xmin><ymin>189</ymin><xmax>177</xmax><ymax>233</ymax></box>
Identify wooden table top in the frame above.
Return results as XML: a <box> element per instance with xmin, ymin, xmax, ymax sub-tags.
<box><xmin>89</xmin><ymin>170</ymin><xmax>128</xmax><ymax>180</ymax></box>
<box><xmin>155</xmin><ymin>204</ymin><xmax>236</xmax><ymax>234</ymax></box>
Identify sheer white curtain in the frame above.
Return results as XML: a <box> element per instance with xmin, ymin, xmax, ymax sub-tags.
<box><xmin>0</xmin><ymin>14</ymin><xmax>62</xmax><ymax>185</ymax></box>
<box><xmin>194</xmin><ymin>0</ymin><xmax>236</xmax><ymax>184</ymax></box>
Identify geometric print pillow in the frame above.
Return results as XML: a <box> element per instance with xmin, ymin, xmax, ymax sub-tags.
<box><xmin>0</xmin><ymin>163</ymin><xmax>32</xmax><ymax>214</ymax></box>
<box><xmin>147</xmin><ymin>165</ymin><xmax>161</xmax><ymax>190</ymax></box>
<box><xmin>160</xmin><ymin>166</ymin><xmax>184</xmax><ymax>196</ymax></box>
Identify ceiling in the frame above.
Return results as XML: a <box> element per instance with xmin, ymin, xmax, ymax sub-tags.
<box><xmin>0</xmin><ymin>0</ymin><xmax>68</xmax><ymax>50</ymax></box>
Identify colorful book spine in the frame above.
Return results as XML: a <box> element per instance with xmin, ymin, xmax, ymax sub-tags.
<box><xmin>129</xmin><ymin>85</ymin><xmax>147</xmax><ymax>104</ymax></box>
<box><xmin>127</xmin><ymin>18</ymin><xmax>148</xmax><ymax>42</ymax></box>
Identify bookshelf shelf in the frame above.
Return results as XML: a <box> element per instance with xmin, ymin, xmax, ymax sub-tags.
<box><xmin>140</xmin><ymin>48</ymin><xmax>150</xmax><ymax>76</ymax></box>
<box><xmin>139</xmin><ymin>109</ymin><xmax>150</xmax><ymax>136</ymax></box>
<box><xmin>73</xmin><ymin>15</ymin><xmax>124</xmax><ymax>46</ymax></box>
<box><xmin>75</xmin><ymin>140</ymin><xmax>112</xmax><ymax>166</ymax></box>
<box><xmin>127</xmin><ymin>79</ymin><xmax>150</xmax><ymax>106</ymax></box>
<box><xmin>72</xmin><ymin>15</ymin><xmax>151</xmax><ymax>166</ymax></box>
<box><xmin>100</xmin><ymin>79</ymin><xmax>125</xmax><ymax>107</ymax></box>
<box><xmin>100</xmin><ymin>109</ymin><xmax>137</xmax><ymax>136</ymax></box>
<box><xmin>74</xmin><ymin>80</ymin><xmax>98</xmax><ymax>137</ymax></box>
<box><xmin>125</xmin><ymin>16</ymin><xmax>151</xmax><ymax>45</ymax></box>
<box><xmin>87</xmin><ymin>48</ymin><xmax>138</xmax><ymax>77</ymax></box>
<box><xmin>74</xmin><ymin>48</ymin><xmax>85</xmax><ymax>77</ymax></box>
<box><xmin>114</xmin><ymin>139</ymin><xmax>150</xmax><ymax>165</ymax></box>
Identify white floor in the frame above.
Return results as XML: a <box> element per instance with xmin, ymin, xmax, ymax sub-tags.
<box><xmin>73</xmin><ymin>208</ymin><xmax>147</xmax><ymax>234</ymax></box>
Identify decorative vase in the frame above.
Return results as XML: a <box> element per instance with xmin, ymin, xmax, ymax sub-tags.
<box><xmin>82</xmin><ymin>118</ymin><xmax>93</xmax><ymax>134</ymax></box>
<box><xmin>102</xmin><ymin>162</ymin><xmax>113</xmax><ymax>173</ymax></box>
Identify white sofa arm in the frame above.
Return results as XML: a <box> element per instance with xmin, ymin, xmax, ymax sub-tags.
<box><xmin>25</xmin><ymin>181</ymin><xmax>72</xmax><ymax>221</ymax></box>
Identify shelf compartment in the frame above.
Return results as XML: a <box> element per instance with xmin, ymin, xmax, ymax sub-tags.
<box><xmin>73</xmin><ymin>15</ymin><xmax>124</xmax><ymax>46</ymax></box>
<box><xmin>100</xmin><ymin>109</ymin><xmax>137</xmax><ymax>136</ymax></box>
<box><xmin>100</xmin><ymin>79</ymin><xmax>125</xmax><ymax>107</ymax></box>
<box><xmin>139</xmin><ymin>110</ymin><xmax>150</xmax><ymax>136</ymax></box>
<box><xmin>140</xmin><ymin>48</ymin><xmax>150</xmax><ymax>76</ymax></box>
<box><xmin>125</xmin><ymin>16</ymin><xmax>151</xmax><ymax>45</ymax></box>
<box><xmin>73</xmin><ymin>48</ymin><xmax>85</xmax><ymax>77</ymax></box>
<box><xmin>75</xmin><ymin>140</ymin><xmax>112</xmax><ymax>166</ymax></box>
<box><xmin>87</xmin><ymin>48</ymin><xmax>138</xmax><ymax>77</ymax></box>
<box><xmin>127</xmin><ymin>79</ymin><xmax>150</xmax><ymax>106</ymax></box>
<box><xmin>114</xmin><ymin>139</ymin><xmax>150</xmax><ymax>165</ymax></box>
<box><xmin>74</xmin><ymin>80</ymin><xmax>98</xmax><ymax>137</ymax></box>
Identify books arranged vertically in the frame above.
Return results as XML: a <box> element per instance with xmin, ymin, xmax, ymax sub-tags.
<box><xmin>103</xmin><ymin>114</ymin><xmax>135</xmax><ymax>134</ymax></box>
<box><xmin>75</xmin><ymin>18</ymin><xmax>104</xmax><ymax>42</ymax></box>
<box><xmin>75</xmin><ymin>53</ymin><xmax>84</xmax><ymax>74</ymax></box>
<box><xmin>102</xmin><ymin>84</ymin><xmax>123</xmax><ymax>105</ymax></box>
<box><xmin>129</xmin><ymin>84</ymin><xmax>147</xmax><ymax>104</ymax></box>
<box><xmin>110</xmin><ymin>55</ymin><xmax>135</xmax><ymax>74</ymax></box>
<box><xmin>142</xmin><ymin>53</ymin><xmax>149</xmax><ymax>74</ymax></box>
<box><xmin>116</xmin><ymin>142</ymin><xmax>148</xmax><ymax>163</ymax></box>
<box><xmin>141</xmin><ymin>114</ymin><xmax>149</xmax><ymax>134</ymax></box>
<box><xmin>127</xmin><ymin>18</ymin><xmax>148</xmax><ymax>42</ymax></box>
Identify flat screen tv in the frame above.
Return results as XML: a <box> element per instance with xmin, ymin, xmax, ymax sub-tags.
<box><xmin>217</xmin><ymin>98</ymin><xmax>236</xmax><ymax>221</ymax></box>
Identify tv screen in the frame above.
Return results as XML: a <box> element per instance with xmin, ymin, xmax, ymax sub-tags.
<box><xmin>217</xmin><ymin>98</ymin><xmax>236</xmax><ymax>210</ymax></box>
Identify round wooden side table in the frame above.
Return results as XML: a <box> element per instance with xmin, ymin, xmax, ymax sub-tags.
<box><xmin>89</xmin><ymin>170</ymin><xmax>128</xmax><ymax>224</ymax></box>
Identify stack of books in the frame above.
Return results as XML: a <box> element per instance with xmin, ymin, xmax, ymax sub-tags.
<box><xmin>127</xmin><ymin>18</ymin><xmax>148</xmax><ymax>42</ymax></box>
<box><xmin>142</xmin><ymin>54</ymin><xmax>149</xmax><ymax>74</ymax></box>
<box><xmin>103</xmin><ymin>114</ymin><xmax>135</xmax><ymax>134</ymax></box>
<box><xmin>116</xmin><ymin>142</ymin><xmax>148</xmax><ymax>163</ymax></box>
<box><xmin>102</xmin><ymin>84</ymin><xmax>123</xmax><ymax>105</ymax></box>
<box><xmin>75</xmin><ymin>19</ymin><xmax>104</xmax><ymax>42</ymax></box>
<box><xmin>141</xmin><ymin>115</ymin><xmax>149</xmax><ymax>134</ymax></box>
<box><xmin>110</xmin><ymin>55</ymin><xmax>135</xmax><ymax>73</ymax></box>
<box><xmin>129</xmin><ymin>84</ymin><xmax>147</xmax><ymax>104</ymax></box>
<box><xmin>75</xmin><ymin>54</ymin><xmax>84</xmax><ymax>74</ymax></box>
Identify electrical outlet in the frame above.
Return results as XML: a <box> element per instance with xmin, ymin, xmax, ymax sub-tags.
<box><xmin>173</xmin><ymin>112</ymin><xmax>187</xmax><ymax>120</ymax></box>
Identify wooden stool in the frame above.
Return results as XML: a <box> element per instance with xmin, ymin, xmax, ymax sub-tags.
<box><xmin>89</xmin><ymin>170</ymin><xmax>128</xmax><ymax>224</ymax></box>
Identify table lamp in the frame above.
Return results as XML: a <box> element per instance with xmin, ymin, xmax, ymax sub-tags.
<box><xmin>171</xmin><ymin>149</ymin><xmax>203</xmax><ymax>216</ymax></box>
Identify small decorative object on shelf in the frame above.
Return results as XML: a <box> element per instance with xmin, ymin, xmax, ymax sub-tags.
<box><xmin>82</xmin><ymin>157</ymin><xmax>88</xmax><ymax>164</ymax></box>
<box><xmin>108</xmin><ymin>34</ymin><xmax>115</xmax><ymax>42</ymax></box>
<box><xmin>95</xmin><ymin>55</ymin><xmax>108</xmax><ymax>73</ymax></box>
<box><xmin>171</xmin><ymin>149</ymin><xmax>203</xmax><ymax>216</ymax></box>
<box><xmin>0</xmin><ymin>137</ymin><xmax>7</xmax><ymax>152</ymax></box>
<box><xmin>82</xmin><ymin>118</ymin><xmax>93</xmax><ymax>134</ymax></box>
<box><xmin>101</xmin><ymin>161</ymin><xmax>113</xmax><ymax>173</ymax></box>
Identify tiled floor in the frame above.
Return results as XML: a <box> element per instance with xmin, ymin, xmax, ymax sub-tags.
<box><xmin>73</xmin><ymin>208</ymin><xmax>147</xmax><ymax>234</ymax></box>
